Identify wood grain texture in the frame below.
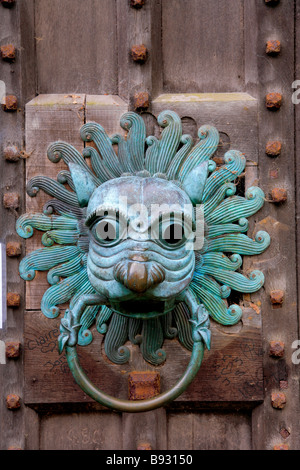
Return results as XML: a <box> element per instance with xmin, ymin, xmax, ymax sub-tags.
<box><xmin>25</xmin><ymin>94</ymin><xmax>86</xmax><ymax>310</ymax></box>
<box><xmin>35</xmin><ymin>0</ymin><xmax>118</xmax><ymax>95</ymax></box>
<box><xmin>162</xmin><ymin>0</ymin><xmax>245</xmax><ymax>93</ymax></box>
<box><xmin>24</xmin><ymin>308</ymin><xmax>263</xmax><ymax>404</ymax></box>
<box><xmin>168</xmin><ymin>412</ymin><xmax>252</xmax><ymax>450</ymax></box>
<box><xmin>244</xmin><ymin>0</ymin><xmax>300</xmax><ymax>451</ymax></box>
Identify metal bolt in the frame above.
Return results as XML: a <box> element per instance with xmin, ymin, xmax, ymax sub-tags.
<box><xmin>3</xmin><ymin>192</ymin><xmax>20</xmax><ymax>209</ymax></box>
<box><xmin>131</xmin><ymin>44</ymin><xmax>148</xmax><ymax>63</ymax></box>
<box><xmin>130</xmin><ymin>0</ymin><xmax>145</xmax><ymax>8</ymax></box>
<box><xmin>271</xmin><ymin>392</ymin><xmax>286</xmax><ymax>409</ymax></box>
<box><xmin>1</xmin><ymin>0</ymin><xmax>16</xmax><ymax>7</ymax></box>
<box><xmin>7</xmin><ymin>293</ymin><xmax>21</xmax><ymax>308</ymax></box>
<box><xmin>6</xmin><ymin>394</ymin><xmax>21</xmax><ymax>410</ymax></box>
<box><xmin>2</xmin><ymin>95</ymin><xmax>18</xmax><ymax>112</ymax></box>
<box><xmin>273</xmin><ymin>444</ymin><xmax>289</xmax><ymax>451</ymax></box>
<box><xmin>3</xmin><ymin>145</ymin><xmax>20</xmax><ymax>162</ymax></box>
<box><xmin>266</xmin><ymin>40</ymin><xmax>281</xmax><ymax>56</ymax></box>
<box><xmin>0</xmin><ymin>44</ymin><xmax>16</xmax><ymax>61</ymax></box>
<box><xmin>270</xmin><ymin>290</ymin><xmax>284</xmax><ymax>308</ymax></box>
<box><xmin>5</xmin><ymin>341</ymin><xmax>21</xmax><ymax>359</ymax></box>
<box><xmin>271</xmin><ymin>188</ymin><xmax>287</xmax><ymax>203</ymax></box>
<box><xmin>266</xmin><ymin>141</ymin><xmax>282</xmax><ymax>157</ymax></box>
<box><xmin>266</xmin><ymin>93</ymin><xmax>282</xmax><ymax>110</ymax></box>
<box><xmin>129</xmin><ymin>371</ymin><xmax>160</xmax><ymax>400</ymax></box>
<box><xmin>133</xmin><ymin>92</ymin><xmax>150</xmax><ymax>111</ymax></box>
<box><xmin>269</xmin><ymin>341</ymin><xmax>285</xmax><ymax>358</ymax></box>
<box><xmin>6</xmin><ymin>241</ymin><xmax>21</xmax><ymax>257</ymax></box>
<box><xmin>137</xmin><ymin>442</ymin><xmax>152</xmax><ymax>451</ymax></box>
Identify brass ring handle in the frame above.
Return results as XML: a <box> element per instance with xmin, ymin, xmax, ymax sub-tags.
<box><xmin>65</xmin><ymin>341</ymin><xmax>204</xmax><ymax>413</ymax></box>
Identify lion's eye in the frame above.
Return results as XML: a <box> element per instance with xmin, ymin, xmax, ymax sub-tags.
<box><xmin>92</xmin><ymin>218</ymin><xmax>120</xmax><ymax>246</ymax></box>
<box><xmin>162</xmin><ymin>223</ymin><xmax>184</xmax><ymax>245</ymax></box>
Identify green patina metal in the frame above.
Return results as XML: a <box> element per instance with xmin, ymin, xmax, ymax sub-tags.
<box><xmin>16</xmin><ymin>110</ymin><xmax>270</xmax><ymax>411</ymax></box>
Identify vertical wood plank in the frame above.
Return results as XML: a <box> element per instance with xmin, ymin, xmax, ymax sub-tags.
<box><xmin>244</xmin><ymin>0</ymin><xmax>300</xmax><ymax>450</ymax></box>
<box><xmin>35</xmin><ymin>0</ymin><xmax>118</xmax><ymax>95</ymax></box>
<box><xmin>117</xmin><ymin>0</ymin><xmax>163</xmax><ymax>104</ymax></box>
<box><xmin>122</xmin><ymin>410</ymin><xmax>167</xmax><ymax>451</ymax></box>
<box><xmin>162</xmin><ymin>0</ymin><xmax>245</xmax><ymax>93</ymax></box>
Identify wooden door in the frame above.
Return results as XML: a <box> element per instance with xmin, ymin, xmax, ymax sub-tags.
<box><xmin>0</xmin><ymin>0</ymin><xmax>299</xmax><ymax>451</ymax></box>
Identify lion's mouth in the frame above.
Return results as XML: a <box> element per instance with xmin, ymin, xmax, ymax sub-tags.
<box><xmin>109</xmin><ymin>299</ymin><xmax>174</xmax><ymax>319</ymax></box>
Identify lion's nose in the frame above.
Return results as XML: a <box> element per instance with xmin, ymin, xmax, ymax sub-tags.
<box><xmin>114</xmin><ymin>259</ymin><xmax>165</xmax><ymax>294</ymax></box>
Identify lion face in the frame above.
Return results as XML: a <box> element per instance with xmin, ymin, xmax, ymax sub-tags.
<box><xmin>86</xmin><ymin>176</ymin><xmax>195</xmax><ymax>319</ymax></box>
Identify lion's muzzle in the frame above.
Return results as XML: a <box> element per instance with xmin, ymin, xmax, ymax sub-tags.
<box><xmin>114</xmin><ymin>254</ymin><xmax>165</xmax><ymax>294</ymax></box>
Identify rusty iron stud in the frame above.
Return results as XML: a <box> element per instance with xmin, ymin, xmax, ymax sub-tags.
<box><xmin>130</xmin><ymin>0</ymin><xmax>145</xmax><ymax>8</ymax></box>
<box><xmin>1</xmin><ymin>0</ymin><xmax>15</xmax><ymax>7</ymax></box>
<box><xmin>271</xmin><ymin>188</ymin><xmax>287</xmax><ymax>203</ymax></box>
<box><xmin>137</xmin><ymin>442</ymin><xmax>152</xmax><ymax>451</ymax></box>
<box><xmin>271</xmin><ymin>392</ymin><xmax>286</xmax><ymax>410</ymax></box>
<box><xmin>266</xmin><ymin>40</ymin><xmax>281</xmax><ymax>56</ymax></box>
<box><xmin>7</xmin><ymin>447</ymin><xmax>23</xmax><ymax>450</ymax></box>
<box><xmin>0</xmin><ymin>44</ymin><xmax>16</xmax><ymax>61</ymax></box>
<box><xmin>270</xmin><ymin>290</ymin><xmax>284</xmax><ymax>308</ymax></box>
<box><xmin>3</xmin><ymin>192</ymin><xmax>20</xmax><ymax>209</ymax></box>
<box><xmin>131</xmin><ymin>44</ymin><xmax>148</xmax><ymax>63</ymax></box>
<box><xmin>6</xmin><ymin>241</ymin><xmax>22</xmax><ymax>257</ymax></box>
<box><xmin>273</xmin><ymin>444</ymin><xmax>289</xmax><ymax>450</ymax></box>
<box><xmin>266</xmin><ymin>93</ymin><xmax>282</xmax><ymax>110</ymax></box>
<box><xmin>129</xmin><ymin>371</ymin><xmax>160</xmax><ymax>400</ymax></box>
<box><xmin>6</xmin><ymin>394</ymin><xmax>21</xmax><ymax>410</ymax></box>
<box><xmin>7</xmin><ymin>293</ymin><xmax>21</xmax><ymax>308</ymax></box>
<box><xmin>133</xmin><ymin>92</ymin><xmax>150</xmax><ymax>111</ymax></box>
<box><xmin>3</xmin><ymin>145</ymin><xmax>20</xmax><ymax>162</ymax></box>
<box><xmin>266</xmin><ymin>141</ymin><xmax>282</xmax><ymax>157</ymax></box>
<box><xmin>5</xmin><ymin>341</ymin><xmax>21</xmax><ymax>359</ymax></box>
<box><xmin>269</xmin><ymin>341</ymin><xmax>285</xmax><ymax>358</ymax></box>
<box><xmin>2</xmin><ymin>95</ymin><xmax>18</xmax><ymax>112</ymax></box>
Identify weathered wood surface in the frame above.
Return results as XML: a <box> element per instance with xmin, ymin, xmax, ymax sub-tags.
<box><xmin>24</xmin><ymin>308</ymin><xmax>262</xmax><ymax>404</ymax></box>
<box><xmin>35</xmin><ymin>0</ymin><xmax>118</xmax><ymax>95</ymax></box>
<box><xmin>244</xmin><ymin>0</ymin><xmax>299</xmax><ymax>451</ymax></box>
<box><xmin>162</xmin><ymin>0</ymin><xmax>245</xmax><ymax>94</ymax></box>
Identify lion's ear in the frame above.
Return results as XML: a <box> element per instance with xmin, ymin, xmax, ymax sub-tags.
<box><xmin>68</xmin><ymin>162</ymin><xmax>97</xmax><ymax>207</ymax></box>
<box><xmin>182</xmin><ymin>162</ymin><xmax>209</xmax><ymax>205</ymax></box>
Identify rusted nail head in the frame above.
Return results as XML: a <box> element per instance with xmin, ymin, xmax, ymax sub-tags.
<box><xmin>269</xmin><ymin>169</ymin><xmax>279</xmax><ymax>179</ymax></box>
<box><xmin>2</xmin><ymin>95</ymin><xmax>18</xmax><ymax>112</ymax></box>
<box><xmin>6</xmin><ymin>394</ymin><xmax>21</xmax><ymax>410</ymax></box>
<box><xmin>7</xmin><ymin>446</ymin><xmax>23</xmax><ymax>451</ymax></box>
<box><xmin>273</xmin><ymin>444</ymin><xmax>289</xmax><ymax>451</ymax></box>
<box><xmin>0</xmin><ymin>44</ymin><xmax>16</xmax><ymax>61</ymax></box>
<box><xmin>271</xmin><ymin>392</ymin><xmax>286</xmax><ymax>409</ymax></box>
<box><xmin>1</xmin><ymin>0</ymin><xmax>16</xmax><ymax>7</ymax></box>
<box><xmin>130</xmin><ymin>0</ymin><xmax>145</xmax><ymax>8</ymax></box>
<box><xmin>131</xmin><ymin>44</ymin><xmax>148</xmax><ymax>63</ymax></box>
<box><xmin>7</xmin><ymin>292</ymin><xmax>21</xmax><ymax>308</ymax></box>
<box><xmin>5</xmin><ymin>341</ymin><xmax>21</xmax><ymax>359</ymax></box>
<box><xmin>3</xmin><ymin>192</ymin><xmax>20</xmax><ymax>209</ymax></box>
<box><xmin>280</xmin><ymin>428</ymin><xmax>290</xmax><ymax>440</ymax></box>
<box><xmin>133</xmin><ymin>92</ymin><xmax>150</xmax><ymax>111</ymax></box>
<box><xmin>270</xmin><ymin>290</ymin><xmax>284</xmax><ymax>307</ymax></box>
<box><xmin>266</xmin><ymin>40</ymin><xmax>281</xmax><ymax>55</ymax></box>
<box><xmin>266</xmin><ymin>93</ymin><xmax>282</xmax><ymax>110</ymax></box>
<box><xmin>271</xmin><ymin>188</ymin><xmax>287</xmax><ymax>203</ymax></box>
<box><xmin>129</xmin><ymin>371</ymin><xmax>160</xmax><ymax>400</ymax></box>
<box><xmin>3</xmin><ymin>145</ymin><xmax>20</xmax><ymax>162</ymax></box>
<box><xmin>6</xmin><ymin>241</ymin><xmax>22</xmax><ymax>257</ymax></box>
<box><xmin>269</xmin><ymin>340</ymin><xmax>285</xmax><ymax>358</ymax></box>
<box><xmin>266</xmin><ymin>141</ymin><xmax>282</xmax><ymax>157</ymax></box>
<box><xmin>137</xmin><ymin>442</ymin><xmax>152</xmax><ymax>451</ymax></box>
